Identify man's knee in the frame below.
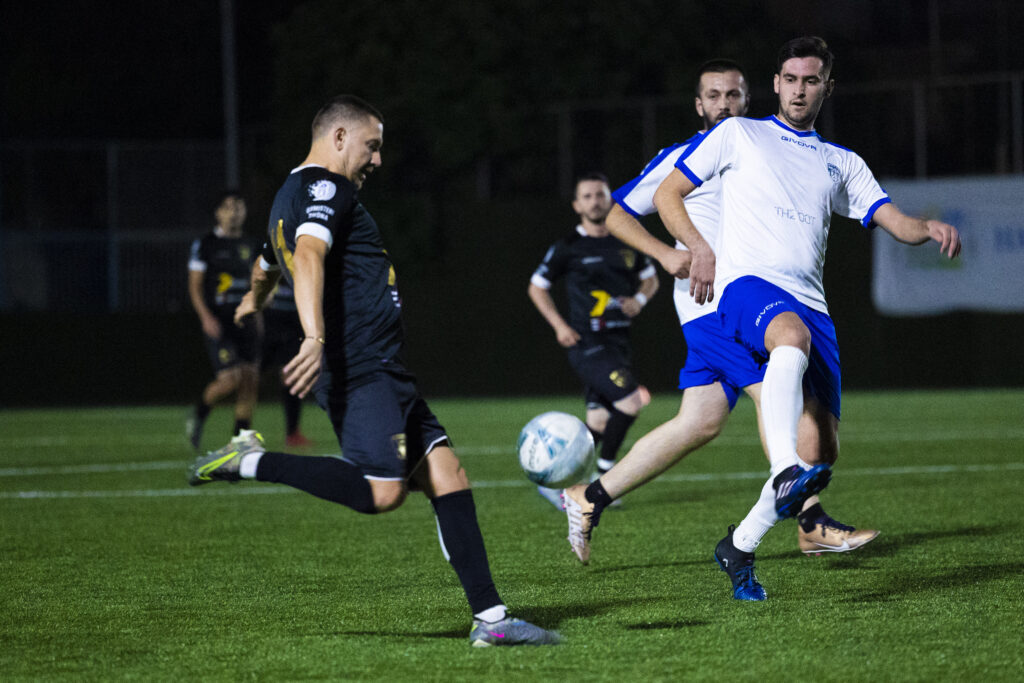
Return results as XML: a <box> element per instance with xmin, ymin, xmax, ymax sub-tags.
<box><xmin>613</xmin><ymin>385</ymin><xmax>651</xmax><ymax>416</ymax></box>
<box><xmin>765</xmin><ymin>312</ymin><xmax>811</xmax><ymax>355</ymax></box>
<box><xmin>370</xmin><ymin>480</ymin><xmax>408</xmax><ymax>513</ymax></box>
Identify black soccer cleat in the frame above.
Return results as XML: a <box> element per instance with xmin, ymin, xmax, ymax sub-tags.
<box><xmin>713</xmin><ymin>525</ymin><xmax>767</xmax><ymax>601</ymax></box>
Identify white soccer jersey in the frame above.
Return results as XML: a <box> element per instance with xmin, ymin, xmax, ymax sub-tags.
<box><xmin>677</xmin><ymin>115</ymin><xmax>891</xmax><ymax>313</ymax></box>
<box><xmin>612</xmin><ymin>133</ymin><xmax>724</xmax><ymax>325</ymax></box>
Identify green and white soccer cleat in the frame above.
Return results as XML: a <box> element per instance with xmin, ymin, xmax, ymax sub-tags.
<box><xmin>187</xmin><ymin>429</ymin><xmax>265</xmax><ymax>486</ymax></box>
<box><xmin>469</xmin><ymin>616</ymin><xmax>562</xmax><ymax>647</ymax></box>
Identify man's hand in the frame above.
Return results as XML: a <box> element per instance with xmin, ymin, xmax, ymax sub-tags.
<box><xmin>618</xmin><ymin>296</ymin><xmax>644</xmax><ymax>318</ymax></box>
<box><xmin>201</xmin><ymin>313</ymin><xmax>222</xmax><ymax>340</ymax></box>
<box><xmin>234</xmin><ymin>291</ymin><xmax>258</xmax><ymax>326</ymax></box>
<box><xmin>283</xmin><ymin>337</ymin><xmax>324</xmax><ymax>398</ymax></box>
<box><xmin>687</xmin><ymin>245</ymin><xmax>716</xmax><ymax>304</ymax></box>
<box><xmin>927</xmin><ymin>219</ymin><xmax>962</xmax><ymax>259</ymax></box>
<box><xmin>657</xmin><ymin>249</ymin><xmax>692</xmax><ymax>280</ymax></box>
<box><xmin>555</xmin><ymin>324</ymin><xmax>580</xmax><ymax>348</ymax></box>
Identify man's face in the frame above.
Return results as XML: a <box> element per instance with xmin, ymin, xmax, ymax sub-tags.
<box><xmin>572</xmin><ymin>180</ymin><xmax>612</xmax><ymax>223</ymax></box>
<box><xmin>337</xmin><ymin>117</ymin><xmax>383</xmax><ymax>188</ymax></box>
<box><xmin>774</xmin><ymin>56</ymin><xmax>832</xmax><ymax>130</ymax></box>
<box><xmin>695</xmin><ymin>70</ymin><xmax>749</xmax><ymax>130</ymax></box>
<box><xmin>215</xmin><ymin>196</ymin><xmax>246</xmax><ymax>230</ymax></box>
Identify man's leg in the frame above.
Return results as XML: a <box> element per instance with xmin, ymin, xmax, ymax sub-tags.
<box><xmin>414</xmin><ymin>445</ymin><xmax>560</xmax><ymax>646</ymax></box>
<box><xmin>187</xmin><ymin>367</ymin><xmax>241</xmax><ymax>450</ymax></box>
<box><xmin>598</xmin><ymin>385</ymin><xmax>651</xmax><ymax>474</ymax></box>
<box><xmin>232</xmin><ymin>363</ymin><xmax>259</xmax><ymax>435</ymax></box>
<box><xmin>563</xmin><ymin>384</ymin><xmax>731</xmax><ymax>564</ymax></box>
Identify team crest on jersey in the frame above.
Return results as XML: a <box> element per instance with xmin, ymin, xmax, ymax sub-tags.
<box><xmin>391</xmin><ymin>434</ymin><xmax>407</xmax><ymax>461</ymax></box>
<box><xmin>307</xmin><ymin>179</ymin><xmax>337</xmax><ymax>201</ymax></box>
<box><xmin>609</xmin><ymin>369</ymin><xmax>628</xmax><ymax>388</ymax></box>
<box><xmin>620</xmin><ymin>249</ymin><xmax>636</xmax><ymax>269</ymax></box>
<box><xmin>826</xmin><ymin>156</ymin><xmax>842</xmax><ymax>184</ymax></box>
<box><xmin>238</xmin><ymin>245</ymin><xmax>251</xmax><ymax>261</ymax></box>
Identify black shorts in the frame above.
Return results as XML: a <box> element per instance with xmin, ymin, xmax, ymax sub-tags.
<box><xmin>314</xmin><ymin>367</ymin><xmax>449</xmax><ymax>480</ymax></box>
<box><xmin>567</xmin><ymin>341</ymin><xmax>639</xmax><ymax>409</ymax></box>
<box><xmin>262</xmin><ymin>308</ymin><xmax>302</xmax><ymax>369</ymax></box>
<box><xmin>205</xmin><ymin>312</ymin><xmax>261</xmax><ymax>373</ymax></box>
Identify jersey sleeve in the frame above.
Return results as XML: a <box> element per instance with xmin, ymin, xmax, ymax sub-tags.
<box><xmin>530</xmin><ymin>241</ymin><xmax>569</xmax><ymax>290</ymax></box>
<box><xmin>294</xmin><ymin>175</ymin><xmax>356</xmax><ymax>250</ymax></box>
<box><xmin>258</xmin><ymin>241</ymin><xmax>279</xmax><ymax>271</ymax></box>
<box><xmin>611</xmin><ymin>143</ymin><xmax>688</xmax><ymax>217</ymax></box>
<box><xmin>833</xmin><ymin>150</ymin><xmax>891</xmax><ymax>228</ymax></box>
<box><xmin>188</xmin><ymin>238</ymin><xmax>206</xmax><ymax>272</ymax></box>
<box><xmin>676</xmin><ymin>119</ymin><xmax>734</xmax><ymax>186</ymax></box>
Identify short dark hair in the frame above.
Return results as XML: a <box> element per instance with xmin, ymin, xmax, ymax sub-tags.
<box><xmin>213</xmin><ymin>189</ymin><xmax>242</xmax><ymax>213</ymax></box>
<box><xmin>311</xmin><ymin>95</ymin><xmax>384</xmax><ymax>139</ymax></box>
<box><xmin>776</xmin><ymin>36</ymin><xmax>833</xmax><ymax>78</ymax></box>
<box><xmin>694</xmin><ymin>59</ymin><xmax>748</xmax><ymax>97</ymax></box>
<box><xmin>574</xmin><ymin>172</ymin><xmax>609</xmax><ymax>196</ymax></box>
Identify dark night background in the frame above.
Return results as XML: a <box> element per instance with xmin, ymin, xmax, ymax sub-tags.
<box><xmin>1</xmin><ymin>0</ymin><xmax>1022</xmax><ymax>405</ymax></box>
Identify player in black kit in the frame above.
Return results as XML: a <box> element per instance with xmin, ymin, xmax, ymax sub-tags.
<box><xmin>188</xmin><ymin>95</ymin><xmax>560</xmax><ymax>647</ymax></box>
<box><xmin>528</xmin><ymin>173</ymin><xmax>659</xmax><ymax>506</ymax></box>
<box><xmin>185</xmin><ymin>191</ymin><xmax>262</xmax><ymax>450</ymax></box>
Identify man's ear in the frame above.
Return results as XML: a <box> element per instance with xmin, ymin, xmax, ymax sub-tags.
<box><xmin>825</xmin><ymin>79</ymin><xmax>835</xmax><ymax>98</ymax></box>
<box><xmin>334</xmin><ymin>126</ymin><xmax>347</xmax><ymax>149</ymax></box>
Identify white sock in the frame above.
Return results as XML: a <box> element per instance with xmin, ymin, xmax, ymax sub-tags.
<box><xmin>732</xmin><ymin>476</ymin><xmax>779</xmax><ymax>552</ymax></box>
<box><xmin>239</xmin><ymin>452</ymin><xmax>263</xmax><ymax>479</ymax></box>
<box><xmin>474</xmin><ymin>604</ymin><xmax>507</xmax><ymax>623</ymax></box>
<box><xmin>761</xmin><ymin>345</ymin><xmax>809</xmax><ymax>476</ymax></box>
<box><xmin>596</xmin><ymin>458</ymin><xmax>616</xmax><ymax>472</ymax></box>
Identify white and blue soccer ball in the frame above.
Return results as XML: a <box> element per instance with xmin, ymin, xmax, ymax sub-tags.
<box><xmin>517</xmin><ymin>411</ymin><xmax>595</xmax><ymax>489</ymax></box>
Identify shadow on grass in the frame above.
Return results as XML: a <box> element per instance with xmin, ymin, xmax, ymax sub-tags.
<box><xmin>625</xmin><ymin>619</ymin><xmax>711</xmax><ymax>630</ymax></box>
<box><xmin>843</xmin><ymin>561</ymin><xmax>1020</xmax><ymax>603</ymax></box>
<box><xmin>330</xmin><ymin>597</ymin><xmax>661</xmax><ymax>640</ymax></box>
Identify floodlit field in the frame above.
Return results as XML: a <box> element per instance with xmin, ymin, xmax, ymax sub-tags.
<box><xmin>2</xmin><ymin>390</ymin><xmax>1022</xmax><ymax>680</ymax></box>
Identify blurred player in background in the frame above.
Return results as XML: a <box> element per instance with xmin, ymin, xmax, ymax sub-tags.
<box><xmin>652</xmin><ymin>37</ymin><xmax>960</xmax><ymax>599</ymax></box>
<box><xmin>185</xmin><ymin>190</ymin><xmax>262</xmax><ymax>450</ymax></box>
<box><xmin>257</xmin><ymin>279</ymin><xmax>313</xmax><ymax>448</ymax></box>
<box><xmin>564</xmin><ymin>60</ymin><xmax>878</xmax><ymax>594</ymax></box>
<box><xmin>528</xmin><ymin>173</ymin><xmax>659</xmax><ymax>507</ymax></box>
<box><xmin>191</xmin><ymin>95</ymin><xmax>560</xmax><ymax>647</ymax></box>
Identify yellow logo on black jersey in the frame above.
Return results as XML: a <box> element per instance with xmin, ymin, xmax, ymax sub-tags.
<box><xmin>620</xmin><ymin>249</ymin><xmax>636</xmax><ymax>269</ymax></box>
<box><xmin>216</xmin><ymin>273</ymin><xmax>233</xmax><ymax>294</ymax></box>
<box><xmin>239</xmin><ymin>245</ymin><xmax>252</xmax><ymax>262</ymax></box>
<box><xmin>391</xmin><ymin>433</ymin><xmax>407</xmax><ymax>461</ymax></box>
<box><xmin>274</xmin><ymin>219</ymin><xmax>296</xmax><ymax>277</ymax></box>
<box><xmin>610</xmin><ymin>369</ymin><xmax>628</xmax><ymax>388</ymax></box>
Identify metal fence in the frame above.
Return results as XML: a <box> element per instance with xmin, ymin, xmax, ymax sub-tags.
<box><xmin>2</xmin><ymin>72</ymin><xmax>1022</xmax><ymax>312</ymax></box>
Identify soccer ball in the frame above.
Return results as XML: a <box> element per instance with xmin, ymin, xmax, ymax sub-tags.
<box><xmin>517</xmin><ymin>411</ymin><xmax>595</xmax><ymax>488</ymax></box>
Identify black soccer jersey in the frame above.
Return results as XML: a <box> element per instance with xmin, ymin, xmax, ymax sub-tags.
<box><xmin>532</xmin><ymin>228</ymin><xmax>654</xmax><ymax>342</ymax></box>
<box><xmin>263</xmin><ymin>165</ymin><xmax>404</xmax><ymax>380</ymax></box>
<box><xmin>188</xmin><ymin>231</ymin><xmax>260</xmax><ymax>312</ymax></box>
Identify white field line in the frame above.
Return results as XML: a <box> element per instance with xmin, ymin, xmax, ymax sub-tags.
<box><xmin>1</xmin><ymin>462</ymin><xmax>1021</xmax><ymax>500</ymax></box>
<box><xmin>2</xmin><ymin>425</ymin><xmax>1023</xmax><ymax>452</ymax></box>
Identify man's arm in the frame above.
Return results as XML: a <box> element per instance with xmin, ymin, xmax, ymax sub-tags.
<box><xmin>653</xmin><ymin>169</ymin><xmax>716</xmax><ymax>304</ymax></box>
<box><xmin>234</xmin><ymin>259</ymin><xmax>282</xmax><ymax>326</ymax></box>
<box><xmin>872</xmin><ymin>203</ymin><xmax>962</xmax><ymax>258</ymax></box>
<box><xmin>187</xmin><ymin>270</ymin><xmax>221</xmax><ymax>339</ymax></box>
<box><xmin>283</xmin><ymin>235</ymin><xmax>329</xmax><ymax>398</ymax></box>
<box><xmin>605</xmin><ymin>204</ymin><xmax>690</xmax><ymax>279</ymax></box>
<box><xmin>619</xmin><ymin>272</ymin><xmax>659</xmax><ymax>318</ymax></box>
<box><xmin>527</xmin><ymin>283</ymin><xmax>580</xmax><ymax>347</ymax></box>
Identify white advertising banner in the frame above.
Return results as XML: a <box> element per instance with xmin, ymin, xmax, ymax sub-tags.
<box><xmin>872</xmin><ymin>175</ymin><xmax>1024</xmax><ymax>315</ymax></box>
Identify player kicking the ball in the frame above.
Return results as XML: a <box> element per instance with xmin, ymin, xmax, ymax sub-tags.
<box><xmin>188</xmin><ymin>95</ymin><xmax>559</xmax><ymax>647</ymax></box>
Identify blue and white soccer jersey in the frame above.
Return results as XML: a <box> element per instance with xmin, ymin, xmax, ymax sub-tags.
<box><xmin>612</xmin><ymin>134</ymin><xmax>763</xmax><ymax>408</ymax></box>
<box><xmin>676</xmin><ymin>115</ymin><xmax>892</xmax><ymax>417</ymax></box>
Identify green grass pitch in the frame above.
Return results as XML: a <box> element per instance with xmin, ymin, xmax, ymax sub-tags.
<box><xmin>2</xmin><ymin>390</ymin><xmax>1022</xmax><ymax>681</ymax></box>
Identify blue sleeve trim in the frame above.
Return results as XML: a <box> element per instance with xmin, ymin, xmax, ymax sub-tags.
<box><xmin>861</xmin><ymin>196</ymin><xmax>892</xmax><ymax>228</ymax></box>
<box><xmin>677</xmin><ymin>162</ymin><xmax>704</xmax><ymax>187</ymax></box>
<box><xmin>613</xmin><ymin>198</ymin><xmax>642</xmax><ymax>218</ymax></box>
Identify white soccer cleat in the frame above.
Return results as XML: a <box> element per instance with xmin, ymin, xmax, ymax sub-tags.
<box><xmin>563</xmin><ymin>485</ymin><xmax>593</xmax><ymax>565</ymax></box>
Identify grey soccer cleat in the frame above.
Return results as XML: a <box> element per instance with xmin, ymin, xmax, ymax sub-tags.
<box><xmin>187</xmin><ymin>429</ymin><xmax>265</xmax><ymax>486</ymax></box>
<box><xmin>469</xmin><ymin>616</ymin><xmax>562</xmax><ymax>647</ymax></box>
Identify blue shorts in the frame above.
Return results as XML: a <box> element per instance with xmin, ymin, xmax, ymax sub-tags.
<box><xmin>314</xmin><ymin>368</ymin><xmax>449</xmax><ymax>480</ymax></box>
<box><xmin>717</xmin><ymin>276</ymin><xmax>842</xmax><ymax>419</ymax></box>
<box><xmin>678</xmin><ymin>314</ymin><xmax>766</xmax><ymax>410</ymax></box>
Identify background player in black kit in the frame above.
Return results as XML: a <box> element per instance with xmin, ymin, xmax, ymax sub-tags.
<box><xmin>185</xmin><ymin>191</ymin><xmax>263</xmax><ymax>450</ymax></box>
<box><xmin>189</xmin><ymin>95</ymin><xmax>559</xmax><ymax>647</ymax></box>
<box><xmin>528</xmin><ymin>173</ymin><xmax>659</xmax><ymax>506</ymax></box>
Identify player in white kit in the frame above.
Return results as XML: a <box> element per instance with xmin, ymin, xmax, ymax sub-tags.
<box><xmin>652</xmin><ymin>37</ymin><xmax>961</xmax><ymax>598</ymax></box>
<box><xmin>563</xmin><ymin>60</ymin><xmax>877</xmax><ymax>599</ymax></box>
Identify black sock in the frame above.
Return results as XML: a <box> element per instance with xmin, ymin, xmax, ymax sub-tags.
<box><xmin>797</xmin><ymin>502</ymin><xmax>827</xmax><ymax>532</ymax></box>
<box><xmin>195</xmin><ymin>401</ymin><xmax>212</xmax><ymax>422</ymax></box>
<box><xmin>599</xmin><ymin>409</ymin><xmax>636</xmax><ymax>466</ymax></box>
<box><xmin>256</xmin><ymin>452</ymin><xmax>375</xmax><ymax>514</ymax></box>
<box><xmin>588</xmin><ymin>426</ymin><xmax>604</xmax><ymax>449</ymax></box>
<box><xmin>583</xmin><ymin>479</ymin><xmax>614</xmax><ymax>528</ymax></box>
<box><xmin>431</xmin><ymin>490</ymin><xmax>503</xmax><ymax>615</ymax></box>
<box><xmin>283</xmin><ymin>387</ymin><xmax>302</xmax><ymax>435</ymax></box>
<box><xmin>233</xmin><ymin>418</ymin><xmax>251</xmax><ymax>435</ymax></box>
